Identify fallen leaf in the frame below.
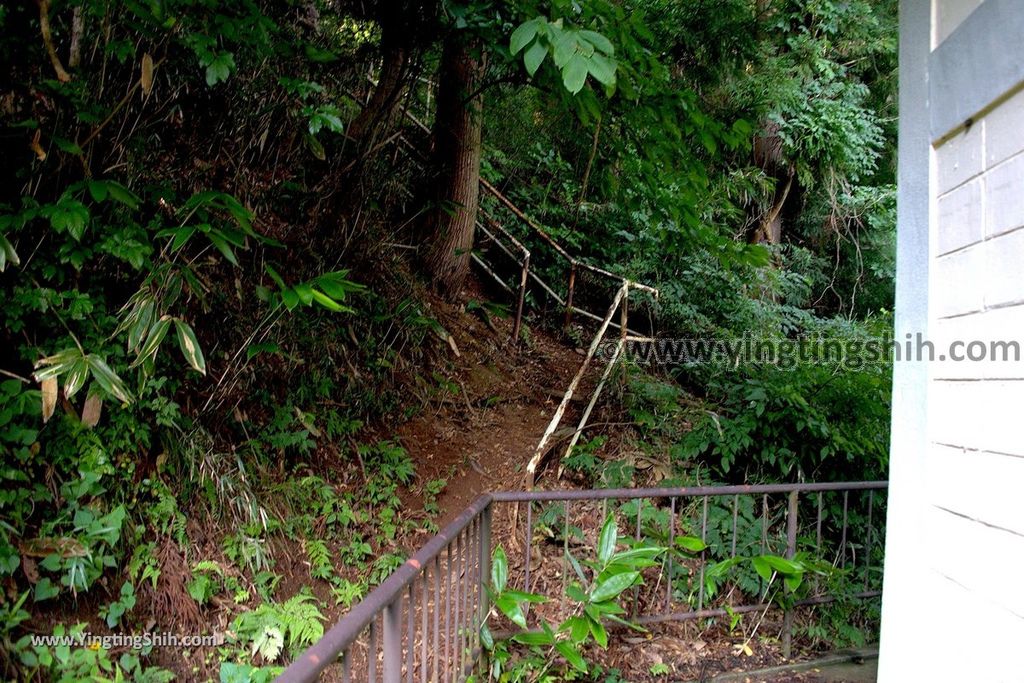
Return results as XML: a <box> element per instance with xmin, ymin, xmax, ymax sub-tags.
<box><xmin>29</xmin><ymin>129</ymin><xmax>46</xmax><ymax>161</ymax></box>
<box><xmin>141</xmin><ymin>53</ymin><xmax>154</xmax><ymax>95</ymax></box>
<box><xmin>21</xmin><ymin>555</ymin><xmax>39</xmax><ymax>584</ymax></box>
<box><xmin>41</xmin><ymin>377</ymin><xmax>57</xmax><ymax>422</ymax></box>
<box><xmin>82</xmin><ymin>392</ymin><xmax>102</xmax><ymax>427</ymax></box>
<box><xmin>20</xmin><ymin>537</ymin><xmax>88</xmax><ymax>558</ymax></box>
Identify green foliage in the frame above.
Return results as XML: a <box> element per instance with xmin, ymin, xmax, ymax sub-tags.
<box><xmin>329</xmin><ymin>578</ymin><xmax>367</xmax><ymax>608</ymax></box>
<box><xmin>0</xmin><ymin>0</ymin><xmax>896</xmax><ymax>674</ymax></box>
<box><xmin>8</xmin><ymin>622</ymin><xmax>174</xmax><ymax>683</ymax></box>
<box><xmin>510</xmin><ymin>17</ymin><xmax>617</xmax><ymax>94</ymax></box>
<box><xmin>189</xmin><ymin>561</ymin><xmax>225</xmax><ymax>606</ymax></box>
<box><xmin>230</xmin><ymin>591</ymin><xmax>325</xmax><ymax>663</ymax></box>
<box><xmin>99</xmin><ymin>581</ymin><xmax>137</xmax><ymax>628</ymax></box>
<box><xmin>483</xmin><ymin>516</ymin><xmax>666</xmax><ymax>679</ymax></box>
<box><xmin>672</xmin><ymin>315</ymin><xmax>892</xmax><ymax>481</ymax></box>
<box><xmin>306</xmin><ymin>539</ymin><xmax>333</xmax><ymax>581</ymax></box>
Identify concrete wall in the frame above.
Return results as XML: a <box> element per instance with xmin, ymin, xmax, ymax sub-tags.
<box><xmin>881</xmin><ymin>1</ymin><xmax>1024</xmax><ymax>680</ymax></box>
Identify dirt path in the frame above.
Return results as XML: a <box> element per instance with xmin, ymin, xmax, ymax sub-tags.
<box><xmin>394</xmin><ymin>284</ymin><xmax>600</xmax><ymax>525</ymax></box>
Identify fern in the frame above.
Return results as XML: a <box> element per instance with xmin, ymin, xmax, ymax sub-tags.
<box><xmin>306</xmin><ymin>540</ymin><xmax>333</xmax><ymax>580</ymax></box>
<box><xmin>232</xmin><ymin>592</ymin><xmax>325</xmax><ymax>661</ymax></box>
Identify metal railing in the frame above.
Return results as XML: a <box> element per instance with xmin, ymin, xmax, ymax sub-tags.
<box><xmin>277</xmin><ymin>481</ymin><xmax>886</xmax><ymax>683</ymax></box>
<box><xmin>362</xmin><ymin>72</ymin><xmax>660</xmax><ymax>345</ymax></box>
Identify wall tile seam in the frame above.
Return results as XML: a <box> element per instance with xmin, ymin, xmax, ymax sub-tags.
<box><xmin>935</xmin><ymin>297</ymin><xmax>1024</xmax><ymax>321</ymax></box>
<box><xmin>931</xmin><ymin>441</ymin><xmax>1024</xmax><ymax>460</ymax></box>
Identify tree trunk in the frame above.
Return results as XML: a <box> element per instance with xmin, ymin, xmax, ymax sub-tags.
<box><xmin>348</xmin><ymin>33</ymin><xmax>410</xmax><ymax>149</ymax></box>
<box><xmin>749</xmin><ymin>119</ymin><xmax>792</xmax><ymax>245</ymax></box>
<box><xmin>424</xmin><ymin>36</ymin><xmax>483</xmax><ymax>297</ymax></box>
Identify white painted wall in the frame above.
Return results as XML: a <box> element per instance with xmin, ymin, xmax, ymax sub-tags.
<box><xmin>880</xmin><ymin>1</ymin><xmax>1024</xmax><ymax>680</ymax></box>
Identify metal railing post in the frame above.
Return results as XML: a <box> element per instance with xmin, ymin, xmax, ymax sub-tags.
<box><xmin>479</xmin><ymin>502</ymin><xmax>492</xmax><ymax>623</ymax></box>
<box><xmin>383</xmin><ymin>595</ymin><xmax>403</xmax><ymax>683</ymax></box>
<box><xmin>563</xmin><ymin>262</ymin><xmax>577</xmax><ymax>329</ymax></box>
<box><xmin>513</xmin><ymin>255</ymin><xmax>528</xmax><ymax>344</ymax></box>
<box><xmin>782</xmin><ymin>490</ymin><xmax>799</xmax><ymax>660</ymax></box>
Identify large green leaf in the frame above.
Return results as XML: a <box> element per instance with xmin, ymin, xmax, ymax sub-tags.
<box><xmin>562</xmin><ymin>616</ymin><xmax>589</xmax><ymax>643</ymax></box>
<box><xmin>206</xmin><ymin>230</ymin><xmax>239</xmax><ymax>266</ymax></box>
<box><xmin>48</xmin><ymin>198</ymin><xmax>89</xmax><ymax>240</ymax></box>
<box><xmin>205</xmin><ymin>52</ymin><xmax>235</xmax><ymax>86</ymax></box>
<box><xmin>502</xmin><ymin>589</ymin><xmax>545</xmax><ymax>603</ymax></box>
<box><xmin>494</xmin><ymin>594</ymin><xmax>526</xmax><ymax>628</ymax></box>
<box><xmin>597</xmin><ymin>515</ymin><xmax>617</xmax><ymax>566</ymax></box>
<box><xmin>105</xmin><ymin>181</ymin><xmax>141</xmax><ymax>209</ymax></box>
<box><xmin>562</xmin><ymin>55</ymin><xmax>589</xmax><ymax>95</ymax></box>
<box><xmin>675</xmin><ymin>535</ymin><xmax>707</xmax><ymax>553</ymax></box>
<box><xmin>87</xmin><ymin>356</ymin><xmax>132</xmax><ymax>404</ymax></box>
<box><xmin>587</xmin><ymin>614</ymin><xmax>608</xmax><ymax>648</ymax></box>
<box><xmin>510</xmin><ymin>630</ymin><xmax>553</xmax><ymax>646</ymax></box>
<box><xmin>523</xmin><ymin>40</ymin><xmax>547</xmax><ymax>77</ymax></box>
<box><xmin>63</xmin><ymin>358</ymin><xmax>90</xmax><ymax>399</ymax></box>
<box><xmin>0</xmin><ymin>233</ymin><xmax>19</xmax><ymax>272</ymax></box>
<box><xmin>174</xmin><ymin>319</ymin><xmax>206</xmax><ymax>375</ymax></box>
<box><xmin>587</xmin><ymin>54</ymin><xmax>617</xmax><ymax>87</ymax></box>
<box><xmin>133</xmin><ymin>316</ymin><xmax>172</xmax><ymax>367</ymax></box>
<box><xmin>555</xmin><ymin>641</ymin><xmax>587</xmax><ymax>672</ymax></box>
<box><xmin>579</xmin><ymin>30</ymin><xmax>614</xmax><ymax>55</ymax></box>
<box><xmin>33</xmin><ymin>348</ymin><xmax>83</xmax><ymax>381</ymax></box>
<box><xmin>589</xmin><ymin>570</ymin><xmax>639</xmax><ymax>603</ymax></box>
<box><xmin>510</xmin><ymin>20</ymin><xmax>540</xmax><ymax>55</ymax></box>
<box><xmin>491</xmin><ymin>547</ymin><xmax>508</xmax><ymax>593</ymax></box>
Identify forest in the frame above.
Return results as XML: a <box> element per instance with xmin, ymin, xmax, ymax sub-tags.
<box><xmin>1</xmin><ymin>1</ymin><xmax>896</xmax><ymax>681</ymax></box>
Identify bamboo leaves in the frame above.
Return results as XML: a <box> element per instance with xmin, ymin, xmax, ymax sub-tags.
<box><xmin>174</xmin><ymin>319</ymin><xmax>206</xmax><ymax>375</ymax></box>
<box><xmin>33</xmin><ymin>349</ymin><xmax>133</xmax><ymax>421</ymax></box>
<box><xmin>261</xmin><ymin>266</ymin><xmax>363</xmax><ymax>314</ymax></box>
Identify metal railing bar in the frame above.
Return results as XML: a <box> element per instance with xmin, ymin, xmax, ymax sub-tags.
<box><xmin>277</xmin><ymin>495</ymin><xmax>493</xmax><ymax>683</ymax></box>
<box><xmin>634</xmin><ymin>590</ymin><xmax>883</xmax><ymax>627</ymax></box>
<box><xmin>369</xmin><ymin>618</ymin><xmax>377</xmax><ymax>683</ymax></box>
<box><xmin>698</xmin><ymin>497</ymin><xmax>708</xmax><ymax>612</ymax></box>
<box><xmin>782</xmin><ymin>491</ymin><xmax>800</xmax><ymax>659</ymax></box>
<box><xmin>760</xmin><ymin>494</ymin><xmax>768</xmax><ymax>556</ymax></box>
<box><xmin>865</xmin><ymin>490</ymin><xmax>874</xmax><ymax>591</ymax></box>
<box><xmin>817</xmin><ymin>492</ymin><xmax>824</xmax><ymax>548</ymax></box>
<box><xmin>523</xmin><ymin>501</ymin><xmax>533</xmax><ymax>594</ymax></box>
<box><xmin>666</xmin><ymin>497</ymin><xmax>676</xmax><ymax>613</ymax></box>
<box><xmin>405</xmin><ymin>583</ymin><xmax>414</xmax><ymax>683</ymax></box>
<box><xmin>841</xmin><ymin>491</ymin><xmax>849</xmax><ymax>569</ymax></box>
<box><xmin>444</xmin><ymin>543</ymin><xmax>452</xmax><ymax>683</ymax></box>
<box><xmin>459</xmin><ymin>532</ymin><xmax>467</xmax><ymax>680</ymax></box>
<box><xmin>432</xmin><ymin>556</ymin><xmax>440</xmax><ymax>682</ymax></box>
<box><xmin>632</xmin><ymin>501</ymin><xmax>642</xmax><ymax>619</ymax></box>
<box><xmin>420</xmin><ymin>567</ymin><xmax>428</xmax><ymax>683</ymax></box>
<box><xmin>562</xmin><ymin>501</ymin><xmax>570</xmax><ymax>619</ymax></box>
<box><xmin>383</xmin><ymin>595</ymin><xmax>402</xmax><ymax>683</ymax></box>
<box><xmin>731</xmin><ymin>495</ymin><xmax>739</xmax><ymax>558</ymax></box>
<box><xmin>490</xmin><ymin>481</ymin><xmax>887</xmax><ymax>503</ymax></box>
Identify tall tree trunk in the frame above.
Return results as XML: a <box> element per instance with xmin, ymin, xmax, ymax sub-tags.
<box><xmin>749</xmin><ymin>119</ymin><xmax>793</xmax><ymax>245</ymax></box>
<box><xmin>424</xmin><ymin>36</ymin><xmax>483</xmax><ymax>297</ymax></box>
